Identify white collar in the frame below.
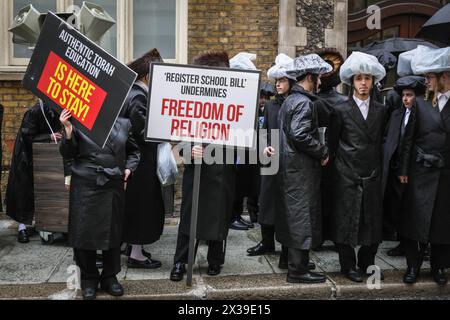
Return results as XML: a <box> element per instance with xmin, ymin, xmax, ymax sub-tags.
<box><xmin>437</xmin><ymin>90</ymin><xmax>450</xmax><ymax>100</ymax></box>
<box><xmin>353</xmin><ymin>95</ymin><xmax>370</xmax><ymax>107</ymax></box>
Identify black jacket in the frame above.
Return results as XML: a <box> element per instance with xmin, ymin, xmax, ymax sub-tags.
<box><xmin>6</xmin><ymin>103</ymin><xmax>62</xmax><ymax>224</ymax></box>
<box><xmin>276</xmin><ymin>85</ymin><xmax>328</xmax><ymax>250</ymax></box>
<box><xmin>60</xmin><ymin>118</ymin><xmax>140</xmax><ymax>250</ymax></box>
<box><xmin>400</xmin><ymin>96</ymin><xmax>450</xmax><ymax>244</ymax></box>
<box><xmin>328</xmin><ymin>97</ymin><xmax>388</xmax><ymax>246</ymax></box>
<box><xmin>120</xmin><ymin>83</ymin><xmax>165</xmax><ymax>245</ymax></box>
<box><xmin>258</xmin><ymin>95</ymin><xmax>284</xmax><ymax>226</ymax></box>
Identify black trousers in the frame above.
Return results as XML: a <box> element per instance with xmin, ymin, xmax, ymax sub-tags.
<box><xmin>383</xmin><ymin>171</ymin><xmax>406</xmax><ymax>240</ymax></box>
<box><xmin>74</xmin><ymin>247</ymin><xmax>121</xmax><ymax>286</ymax></box>
<box><xmin>404</xmin><ymin>238</ymin><xmax>450</xmax><ymax>270</ymax></box>
<box><xmin>261</xmin><ymin>224</ymin><xmax>275</xmax><ymax>248</ymax></box>
<box><xmin>336</xmin><ymin>244</ymin><xmax>379</xmax><ymax>272</ymax></box>
<box><xmin>288</xmin><ymin>248</ymin><xmax>310</xmax><ymax>275</ymax></box>
<box><xmin>231</xmin><ymin>196</ymin><xmax>259</xmax><ymax>221</ymax></box>
<box><xmin>174</xmin><ymin>232</ymin><xmax>225</xmax><ymax>266</ymax></box>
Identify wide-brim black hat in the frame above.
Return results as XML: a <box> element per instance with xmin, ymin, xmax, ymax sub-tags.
<box><xmin>394</xmin><ymin>76</ymin><xmax>426</xmax><ymax>96</ymax></box>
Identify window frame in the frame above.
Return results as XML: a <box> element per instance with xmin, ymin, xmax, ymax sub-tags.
<box><xmin>0</xmin><ymin>0</ymin><xmax>187</xmax><ymax>76</ymax></box>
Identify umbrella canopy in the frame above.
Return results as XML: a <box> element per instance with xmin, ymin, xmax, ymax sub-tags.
<box><xmin>362</xmin><ymin>37</ymin><xmax>438</xmax><ymax>54</ymax></box>
<box><xmin>362</xmin><ymin>49</ymin><xmax>397</xmax><ymax>70</ymax></box>
<box><xmin>416</xmin><ymin>4</ymin><xmax>450</xmax><ymax>45</ymax></box>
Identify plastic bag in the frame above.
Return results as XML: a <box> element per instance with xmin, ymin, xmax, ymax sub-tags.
<box><xmin>411</xmin><ymin>45</ymin><xmax>450</xmax><ymax>75</ymax></box>
<box><xmin>157</xmin><ymin>142</ymin><xmax>178</xmax><ymax>186</ymax></box>
<box><xmin>340</xmin><ymin>51</ymin><xmax>386</xmax><ymax>85</ymax></box>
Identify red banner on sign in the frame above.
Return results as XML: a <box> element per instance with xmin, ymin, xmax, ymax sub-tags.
<box><xmin>37</xmin><ymin>51</ymin><xmax>107</xmax><ymax>130</ymax></box>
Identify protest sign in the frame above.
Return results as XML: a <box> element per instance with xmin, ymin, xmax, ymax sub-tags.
<box><xmin>145</xmin><ymin>63</ymin><xmax>261</xmax><ymax>149</ymax></box>
<box><xmin>23</xmin><ymin>12</ymin><xmax>137</xmax><ymax>148</ymax></box>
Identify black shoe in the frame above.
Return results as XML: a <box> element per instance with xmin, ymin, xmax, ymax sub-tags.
<box><xmin>403</xmin><ymin>267</ymin><xmax>420</xmax><ymax>284</ymax></box>
<box><xmin>238</xmin><ymin>216</ymin><xmax>254</xmax><ymax>229</ymax></box>
<box><xmin>122</xmin><ymin>244</ymin><xmax>152</xmax><ymax>259</ymax></box>
<box><xmin>287</xmin><ymin>271</ymin><xmax>326</xmax><ymax>284</ymax></box>
<box><xmin>342</xmin><ymin>269</ymin><xmax>364</xmax><ymax>283</ymax></box>
<box><xmin>432</xmin><ymin>269</ymin><xmax>448</xmax><ymax>286</ymax></box>
<box><xmin>387</xmin><ymin>244</ymin><xmax>405</xmax><ymax>257</ymax></box>
<box><xmin>247</xmin><ymin>242</ymin><xmax>275</xmax><ymax>256</ymax></box>
<box><xmin>127</xmin><ymin>257</ymin><xmax>162</xmax><ymax>269</ymax></box>
<box><xmin>18</xmin><ymin>230</ymin><xmax>30</xmax><ymax>244</ymax></box>
<box><xmin>170</xmin><ymin>263</ymin><xmax>186</xmax><ymax>282</ymax></box>
<box><xmin>207</xmin><ymin>264</ymin><xmax>221</xmax><ymax>276</ymax></box>
<box><xmin>229</xmin><ymin>219</ymin><xmax>249</xmax><ymax>231</ymax></box>
<box><xmin>100</xmin><ymin>277</ymin><xmax>124</xmax><ymax>297</ymax></box>
<box><xmin>81</xmin><ymin>286</ymin><xmax>97</xmax><ymax>300</ymax></box>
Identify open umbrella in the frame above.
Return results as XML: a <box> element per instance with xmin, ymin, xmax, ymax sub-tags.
<box><xmin>416</xmin><ymin>4</ymin><xmax>450</xmax><ymax>45</ymax></box>
<box><xmin>361</xmin><ymin>49</ymin><xmax>397</xmax><ymax>70</ymax></box>
<box><xmin>362</xmin><ymin>37</ymin><xmax>438</xmax><ymax>54</ymax></box>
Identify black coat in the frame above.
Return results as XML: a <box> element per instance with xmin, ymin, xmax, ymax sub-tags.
<box><xmin>276</xmin><ymin>85</ymin><xmax>328</xmax><ymax>250</ymax></box>
<box><xmin>60</xmin><ymin>118</ymin><xmax>140</xmax><ymax>251</ymax></box>
<box><xmin>258</xmin><ymin>95</ymin><xmax>284</xmax><ymax>226</ymax></box>
<box><xmin>328</xmin><ymin>98</ymin><xmax>388</xmax><ymax>246</ymax></box>
<box><xmin>179</xmin><ymin>154</ymin><xmax>236</xmax><ymax>241</ymax></box>
<box><xmin>316</xmin><ymin>89</ymin><xmax>348</xmax><ymax>240</ymax></box>
<box><xmin>120</xmin><ymin>83</ymin><xmax>165</xmax><ymax>245</ymax></box>
<box><xmin>381</xmin><ymin>106</ymin><xmax>412</xmax><ymax>196</ymax></box>
<box><xmin>6</xmin><ymin>103</ymin><xmax>62</xmax><ymax>224</ymax></box>
<box><xmin>400</xmin><ymin>96</ymin><xmax>450</xmax><ymax>244</ymax></box>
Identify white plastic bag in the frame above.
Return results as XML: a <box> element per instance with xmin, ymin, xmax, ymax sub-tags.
<box><xmin>411</xmin><ymin>45</ymin><xmax>450</xmax><ymax>75</ymax></box>
<box><xmin>157</xmin><ymin>142</ymin><xmax>178</xmax><ymax>186</ymax></box>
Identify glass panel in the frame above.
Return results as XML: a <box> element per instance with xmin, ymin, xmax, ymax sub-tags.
<box><xmin>362</xmin><ymin>31</ymin><xmax>381</xmax><ymax>47</ymax></box>
<box><xmin>382</xmin><ymin>26</ymin><xmax>400</xmax><ymax>40</ymax></box>
<box><xmin>12</xmin><ymin>0</ymin><xmax>57</xmax><ymax>58</ymax></box>
<box><xmin>133</xmin><ymin>0</ymin><xmax>176</xmax><ymax>59</ymax></box>
<box><xmin>348</xmin><ymin>0</ymin><xmax>367</xmax><ymax>14</ymax></box>
<box><xmin>73</xmin><ymin>0</ymin><xmax>117</xmax><ymax>57</ymax></box>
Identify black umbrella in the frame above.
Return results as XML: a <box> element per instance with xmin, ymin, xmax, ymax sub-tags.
<box><xmin>416</xmin><ymin>4</ymin><xmax>450</xmax><ymax>45</ymax></box>
<box><xmin>362</xmin><ymin>49</ymin><xmax>397</xmax><ymax>70</ymax></box>
<box><xmin>362</xmin><ymin>37</ymin><xmax>438</xmax><ymax>54</ymax></box>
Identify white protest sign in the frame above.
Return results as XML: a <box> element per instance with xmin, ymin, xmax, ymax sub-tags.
<box><xmin>145</xmin><ymin>63</ymin><xmax>261</xmax><ymax>149</ymax></box>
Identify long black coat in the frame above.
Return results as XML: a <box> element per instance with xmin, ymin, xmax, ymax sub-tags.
<box><xmin>60</xmin><ymin>118</ymin><xmax>140</xmax><ymax>251</ymax></box>
<box><xmin>258</xmin><ymin>95</ymin><xmax>284</xmax><ymax>226</ymax></box>
<box><xmin>381</xmin><ymin>106</ymin><xmax>412</xmax><ymax>195</ymax></box>
<box><xmin>276</xmin><ymin>85</ymin><xmax>328</xmax><ymax>250</ymax></box>
<box><xmin>179</xmin><ymin>154</ymin><xmax>236</xmax><ymax>241</ymax></box>
<box><xmin>400</xmin><ymin>97</ymin><xmax>450</xmax><ymax>244</ymax></box>
<box><xmin>316</xmin><ymin>89</ymin><xmax>348</xmax><ymax>241</ymax></box>
<box><xmin>328</xmin><ymin>98</ymin><xmax>388</xmax><ymax>246</ymax></box>
<box><xmin>6</xmin><ymin>103</ymin><xmax>61</xmax><ymax>224</ymax></box>
<box><xmin>120</xmin><ymin>83</ymin><xmax>165</xmax><ymax>245</ymax></box>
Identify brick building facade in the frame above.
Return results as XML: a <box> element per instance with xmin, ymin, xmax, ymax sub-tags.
<box><xmin>0</xmin><ymin>0</ymin><xmax>347</xmax><ymax>203</ymax></box>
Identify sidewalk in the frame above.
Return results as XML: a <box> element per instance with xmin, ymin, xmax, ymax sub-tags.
<box><xmin>1</xmin><ymin>216</ymin><xmax>450</xmax><ymax>300</ymax></box>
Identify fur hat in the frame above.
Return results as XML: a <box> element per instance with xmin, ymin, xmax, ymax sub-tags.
<box><xmin>319</xmin><ymin>50</ymin><xmax>345</xmax><ymax>91</ymax></box>
<box><xmin>192</xmin><ymin>51</ymin><xmax>230</xmax><ymax>68</ymax></box>
<box><xmin>127</xmin><ymin>48</ymin><xmax>163</xmax><ymax>79</ymax></box>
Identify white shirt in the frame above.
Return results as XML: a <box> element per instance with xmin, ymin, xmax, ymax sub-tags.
<box><xmin>404</xmin><ymin>108</ymin><xmax>412</xmax><ymax>127</ymax></box>
<box><xmin>437</xmin><ymin>90</ymin><xmax>450</xmax><ymax>112</ymax></box>
<box><xmin>353</xmin><ymin>96</ymin><xmax>370</xmax><ymax>120</ymax></box>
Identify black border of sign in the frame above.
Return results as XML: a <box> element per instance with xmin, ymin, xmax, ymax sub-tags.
<box><xmin>144</xmin><ymin>62</ymin><xmax>262</xmax><ymax>151</ymax></box>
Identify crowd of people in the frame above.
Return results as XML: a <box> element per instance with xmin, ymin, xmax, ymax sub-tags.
<box><xmin>4</xmin><ymin>43</ymin><xmax>450</xmax><ymax>299</ymax></box>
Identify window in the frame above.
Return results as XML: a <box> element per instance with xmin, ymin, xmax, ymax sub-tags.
<box><xmin>0</xmin><ymin>0</ymin><xmax>187</xmax><ymax>75</ymax></box>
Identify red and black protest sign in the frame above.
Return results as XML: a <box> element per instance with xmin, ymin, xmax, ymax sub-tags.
<box><xmin>23</xmin><ymin>12</ymin><xmax>137</xmax><ymax>148</ymax></box>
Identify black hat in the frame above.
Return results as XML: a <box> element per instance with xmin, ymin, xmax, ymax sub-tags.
<box><xmin>394</xmin><ymin>76</ymin><xmax>426</xmax><ymax>96</ymax></box>
<box><xmin>260</xmin><ymin>82</ymin><xmax>275</xmax><ymax>97</ymax></box>
<box><xmin>127</xmin><ymin>48</ymin><xmax>163</xmax><ymax>79</ymax></box>
<box><xmin>318</xmin><ymin>50</ymin><xmax>345</xmax><ymax>91</ymax></box>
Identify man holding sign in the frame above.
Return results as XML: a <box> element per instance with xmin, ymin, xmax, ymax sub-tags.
<box><xmin>169</xmin><ymin>52</ymin><xmax>237</xmax><ymax>281</ymax></box>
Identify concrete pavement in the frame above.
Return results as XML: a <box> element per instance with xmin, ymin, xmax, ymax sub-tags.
<box><xmin>1</xmin><ymin>216</ymin><xmax>450</xmax><ymax>300</ymax></box>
